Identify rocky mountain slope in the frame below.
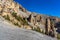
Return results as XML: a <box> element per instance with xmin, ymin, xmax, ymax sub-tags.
<box><xmin>0</xmin><ymin>16</ymin><xmax>57</xmax><ymax>40</ymax></box>
<box><xmin>0</xmin><ymin>0</ymin><xmax>60</xmax><ymax>39</ymax></box>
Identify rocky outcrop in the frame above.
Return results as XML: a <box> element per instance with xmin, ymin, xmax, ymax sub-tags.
<box><xmin>0</xmin><ymin>0</ymin><xmax>60</xmax><ymax>39</ymax></box>
<box><xmin>27</xmin><ymin>13</ymin><xmax>60</xmax><ymax>38</ymax></box>
<box><xmin>0</xmin><ymin>16</ymin><xmax>57</xmax><ymax>40</ymax></box>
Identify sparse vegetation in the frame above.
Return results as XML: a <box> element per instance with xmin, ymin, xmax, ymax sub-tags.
<box><xmin>22</xmin><ymin>18</ymin><xmax>28</xmax><ymax>25</ymax></box>
<box><xmin>14</xmin><ymin>22</ymin><xmax>18</xmax><ymax>26</ymax></box>
<box><xmin>2</xmin><ymin>12</ymin><xmax>28</xmax><ymax>28</ymax></box>
<box><xmin>12</xmin><ymin>12</ymin><xmax>28</xmax><ymax>25</ymax></box>
<box><xmin>13</xmin><ymin>22</ymin><xmax>21</xmax><ymax>27</ymax></box>
<box><xmin>12</xmin><ymin>12</ymin><xmax>17</xmax><ymax>17</ymax></box>
<box><xmin>3</xmin><ymin>15</ymin><xmax>10</xmax><ymax>21</ymax></box>
<box><xmin>32</xmin><ymin>27</ymin><xmax>42</xmax><ymax>33</ymax></box>
<box><xmin>57</xmin><ymin>34</ymin><xmax>60</xmax><ymax>40</ymax></box>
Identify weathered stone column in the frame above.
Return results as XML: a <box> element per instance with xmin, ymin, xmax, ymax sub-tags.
<box><xmin>45</xmin><ymin>18</ymin><xmax>51</xmax><ymax>35</ymax></box>
<box><xmin>52</xmin><ymin>22</ymin><xmax>57</xmax><ymax>37</ymax></box>
<box><xmin>47</xmin><ymin>18</ymin><xmax>51</xmax><ymax>35</ymax></box>
<box><xmin>54</xmin><ymin>28</ymin><xmax>57</xmax><ymax>38</ymax></box>
<box><xmin>30</xmin><ymin>14</ymin><xmax>36</xmax><ymax>25</ymax></box>
<box><xmin>51</xmin><ymin>20</ymin><xmax>57</xmax><ymax>37</ymax></box>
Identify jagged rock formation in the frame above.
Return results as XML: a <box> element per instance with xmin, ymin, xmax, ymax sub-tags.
<box><xmin>28</xmin><ymin>13</ymin><xmax>60</xmax><ymax>36</ymax></box>
<box><xmin>0</xmin><ymin>16</ymin><xmax>57</xmax><ymax>40</ymax></box>
<box><xmin>0</xmin><ymin>0</ymin><xmax>32</xmax><ymax>29</ymax></box>
<box><xmin>0</xmin><ymin>0</ymin><xmax>60</xmax><ymax>39</ymax></box>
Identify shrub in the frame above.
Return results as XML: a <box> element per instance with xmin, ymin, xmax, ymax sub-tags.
<box><xmin>13</xmin><ymin>22</ymin><xmax>21</xmax><ymax>27</ymax></box>
<box><xmin>12</xmin><ymin>12</ymin><xmax>28</xmax><ymax>25</ymax></box>
<box><xmin>22</xmin><ymin>18</ymin><xmax>28</xmax><ymax>25</ymax></box>
<box><xmin>57</xmin><ymin>34</ymin><xmax>60</xmax><ymax>40</ymax></box>
<box><xmin>12</xmin><ymin>12</ymin><xmax>17</xmax><ymax>17</ymax></box>
<box><xmin>6</xmin><ymin>15</ymin><xmax>10</xmax><ymax>20</ymax></box>
<box><xmin>3</xmin><ymin>15</ymin><xmax>10</xmax><ymax>21</ymax></box>
<box><xmin>32</xmin><ymin>27</ymin><xmax>41</xmax><ymax>33</ymax></box>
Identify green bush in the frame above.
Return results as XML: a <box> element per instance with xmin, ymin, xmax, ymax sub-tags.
<box><xmin>12</xmin><ymin>12</ymin><xmax>17</xmax><ymax>17</ymax></box>
<box><xmin>3</xmin><ymin>15</ymin><xmax>10</xmax><ymax>21</ymax></box>
<box><xmin>13</xmin><ymin>22</ymin><xmax>21</xmax><ymax>27</ymax></box>
<box><xmin>14</xmin><ymin>22</ymin><xmax>18</xmax><ymax>26</ymax></box>
<box><xmin>22</xmin><ymin>18</ymin><xmax>28</xmax><ymax>25</ymax></box>
<box><xmin>6</xmin><ymin>15</ymin><xmax>10</xmax><ymax>20</ymax></box>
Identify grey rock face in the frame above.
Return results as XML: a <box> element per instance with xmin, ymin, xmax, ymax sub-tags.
<box><xmin>0</xmin><ymin>16</ymin><xmax>57</xmax><ymax>40</ymax></box>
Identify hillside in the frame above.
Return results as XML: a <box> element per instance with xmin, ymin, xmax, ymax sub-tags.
<box><xmin>0</xmin><ymin>0</ymin><xmax>60</xmax><ymax>40</ymax></box>
<box><xmin>0</xmin><ymin>16</ymin><xmax>57</xmax><ymax>40</ymax></box>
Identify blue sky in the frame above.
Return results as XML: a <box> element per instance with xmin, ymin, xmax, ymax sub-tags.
<box><xmin>14</xmin><ymin>0</ymin><xmax>60</xmax><ymax>17</ymax></box>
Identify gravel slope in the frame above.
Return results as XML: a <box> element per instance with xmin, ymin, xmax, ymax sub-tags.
<box><xmin>0</xmin><ymin>16</ymin><xmax>57</xmax><ymax>40</ymax></box>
